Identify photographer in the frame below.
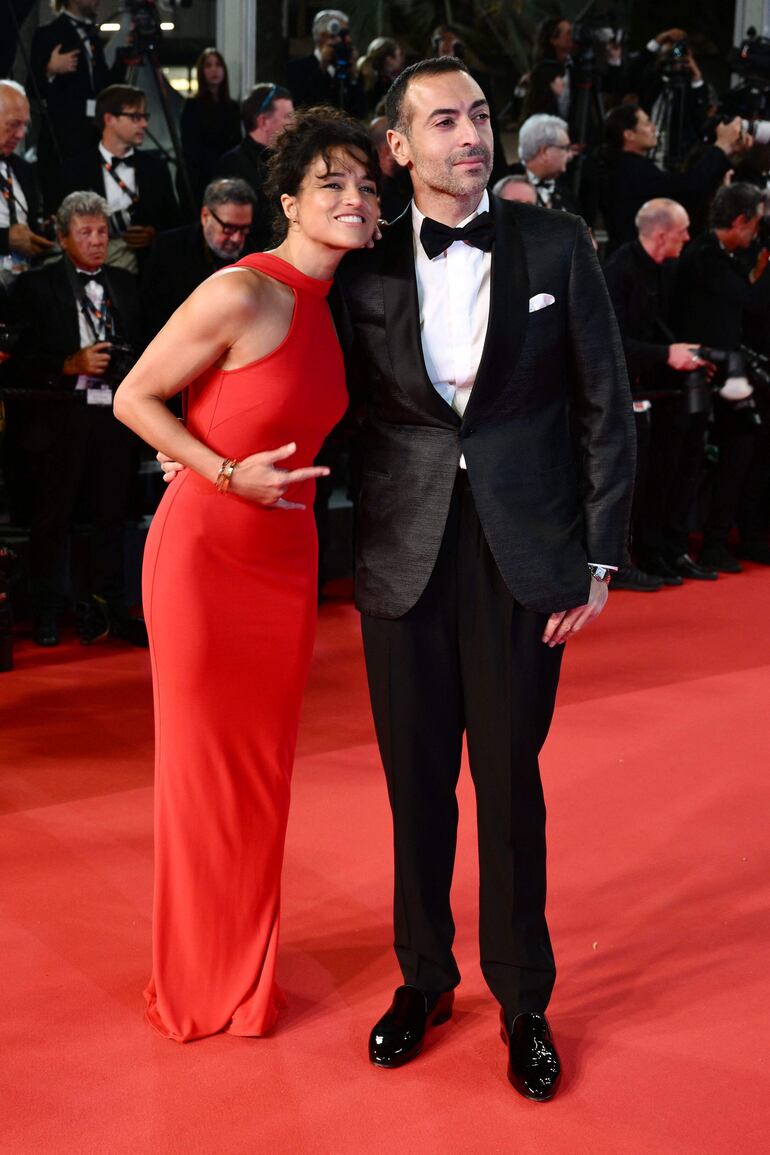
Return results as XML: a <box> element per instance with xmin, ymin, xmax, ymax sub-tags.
<box><xmin>676</xmin><ymin>182</ymin><xmax>770</xmax><ymax>572</ymax></box>
<box><xmin>600</xmin><ymin>103</ymin><xmax>745</xmax><ymax>254</ymax></box>
<box><xmin>30</xmin><ymin>0</ymin><xmax>128</xmax><ymax>213</ymax></box>
<box><xmin>512</xmin><ymin>114</ymin><xmax>582</xmax><ymax>216</ymax></box>
<box><xmin>604</xmin><ymin>197</ymin><xmax>712</xmax><ymax>586</ymax></box>
<box><xmin>623</xmin><ymin>29</ymin><xmax>711</xmax><ymax>164</ymax></box>
<box><xmin>287</xmin><ymin>9</ymin><xmax>365</xmax><ymax>117</ymax></box>
<box><xmin>8</xmin><ymin>190</ymin><xmax>146</xmax><ymax>647</ymax></box>
<box><xmin>63</xmin><ymin>84</ymin><xmax>179</xmax><ymax>273</ymax></box>
<box><xmin>0</xmin><ymin>81</ymin><xmax>54</xmax><ymax>281</ymax></box>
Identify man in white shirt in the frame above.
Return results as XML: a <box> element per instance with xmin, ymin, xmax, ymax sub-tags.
<box><xmin>334</xmin><ymin>56</ymin><xmax>635</xmax><ymax>1100</ymax></box>
<box><xmin>0</xmin><ymin>81</ymin><xmax>53</xmax><ymax>279</ymax></box>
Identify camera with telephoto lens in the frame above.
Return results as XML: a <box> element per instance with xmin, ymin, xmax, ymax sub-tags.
<box><xmin>121</xmin><ymin>0</ymin><xmax>192</xmax><ymax>60</ymax></box>
<box><xmin>683</xmin><ymin>346</ymin><xmax>762</xmax><ymax>428</ymax></box>
<box><xmin>572</xmin><ymin>18</ymin><xmax>625</xmax><ymax>67</ymax></box>
<box><xmin>327</xmin><ymin>18</ymin><xmax>353</xmax><ymax>83</ymax></box>
<box><xmin>102</xmin><ymin>340</ymin><xmax>137</xmax><ymax>388</ymax></box>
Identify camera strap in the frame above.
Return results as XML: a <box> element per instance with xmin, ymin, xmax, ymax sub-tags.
<box><xmin>65</xmin><ymin>259</ymin><xmax>116</xmax><ymax>344</ymax></box>
<box><xmin>0</xmin><ymin>161</ymin><xmax>20</xmax><ymax>226</ymax></box>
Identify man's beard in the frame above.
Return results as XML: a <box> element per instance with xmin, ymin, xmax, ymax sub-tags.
<box><xmin>209</xmin><ymin>238</ymin><xmax>245</xmax><ymax>261</ymax></box>
<box><xmin>421</xmin><ymin>146</ymin><xmax>493</xmax><ymax>197</ymax></box>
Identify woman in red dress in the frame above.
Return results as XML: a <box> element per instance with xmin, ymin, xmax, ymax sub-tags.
<box><xmin>114</xmin><ymin>110</ymin><xmax>380</xmax><ymax>1041</ymax></box>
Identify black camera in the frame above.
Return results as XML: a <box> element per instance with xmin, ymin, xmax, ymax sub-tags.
<box><xmin>683</xmin><ymin>347</ymin><xmax>762</xmax><ymax>427</ymax></box>
<box><xmin>102</xmin><ymin>340</ymin><xmax>137</xmax><ymax>388</ymax></box>
<box><xmin>731</xmin><ymin>28</ymin><xmax>770</xmax><ymax>82</ymax></box>
<box><xmin>328</xmin><ymin>18</ymin><xmax>353</xmax><ymax>83</ymax></box>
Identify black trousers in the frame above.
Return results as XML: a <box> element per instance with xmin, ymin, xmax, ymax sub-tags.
<box><xmin>22</xmin><ymin>399</ymin><xmax>135</xmax><ymax>613</ymax></box>
<box><xmin>635</xmin><ymin>400</ymin><xmax>707</xmax><ymax>558</ymax></box>
<box><xmin>361</xmin><ymin>472</ymin><xmax>564</xmax><ymax>1020</ymax></box>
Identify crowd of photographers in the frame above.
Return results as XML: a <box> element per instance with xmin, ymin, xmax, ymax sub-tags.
<box><xmin>1</xmin><ymin>3</ymin><xmax>770</xmax><ymax>655</ymax></box>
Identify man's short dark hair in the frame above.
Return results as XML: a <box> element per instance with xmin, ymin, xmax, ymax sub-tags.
<box><xmin>603</xmin><ymin>103</ymin><xmax>640</xmax><ymax>154</ymax></box>
<box><xmin>710</xmin><ymin>182</ymin><xmax>764</xmax><ymax>229</ymax></box>
<box><xmin>384</xmin><ymin>56</ymin><xmax>470</xmax><ymax>133</ymax></box>
<box><xmin>95</xmin><ymin>84</ymin><xmax>145</xmax><ymax>132</ymax></box>
<box><xmin>241</xmin><ymin>83</ymin><xmax>292</xmax><ymax>133</ymax></box>
<box><xmin>265</xmin><ymin>106</ymin><xmax>380</xmax><ymax>243</ymax></box>
<box><xmin>203</xmin><ymin>178</ymin><xmax>257</xmax><ymax>211</ymax></box>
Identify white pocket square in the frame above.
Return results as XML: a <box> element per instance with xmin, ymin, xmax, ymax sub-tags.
<box><xmin>528</xmin><ymin>293</ymin><xmax>555</xmax><ymax>313</ymax></box>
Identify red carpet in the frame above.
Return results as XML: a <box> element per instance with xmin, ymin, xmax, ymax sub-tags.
<box><xmin>2</xmin><ymin>572</ymin><xmax>770</xmax><ymax>1153</ymax></box>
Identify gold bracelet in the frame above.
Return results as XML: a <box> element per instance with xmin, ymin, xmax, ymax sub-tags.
<box><xmin>215</xmin><ymin>457</ymin><xmax>238</xmax><ymax>495</ymax></box>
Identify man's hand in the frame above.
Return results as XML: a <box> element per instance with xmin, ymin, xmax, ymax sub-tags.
<box><xmin>47</xmin><ymin>44</ymin><xmax>79</xmax><ymax>76</ymax></box>
<box><xmin>542</xmin><ymin>579</ymin><xmax>609</xmax><ymax>647</ymax></box>
<box><xmin>715</xmin><ymin>117</ymin><xmax>744</xmax><ymax>155</ymax></box>
<box><xmin>63</xmin><ymin>342</ymin><xmax>112</xmax><ymax>377</ymax></box>
<box><xmin>124</xmin><ymin>224</ymin><xmax>156</xmax><ymax>250</ymax></box>
<box><xmin>668</xmin><ymin>343</ymin><xmax>706</xmax><ymax>371</ymax></box>
<box><xmin>8</xmin><ymin>223</ymin><xmax>54</xmax><ymax>258</ymax></box>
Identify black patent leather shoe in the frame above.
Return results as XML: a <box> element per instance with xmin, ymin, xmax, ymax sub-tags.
<box><xmin>369</xmin><ymin>986</ymin><xmax>454</xmax><ymax>1068</ymax></box>
<box><xmin>672</xmin><ymin>553</ymin><xmax>718</xmax><ymax>581</ymax></box>
<box><xmin>501</xmin><ymin>1011</ymin><xmax>561</xmax><ymax>1101</ymax></box>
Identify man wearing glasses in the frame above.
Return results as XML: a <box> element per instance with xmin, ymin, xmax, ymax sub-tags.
<box><xmin>64</xmin><ymin>84</ymin><xmax>179</xmax><ymax>272</ymax></box>
<box><xmin>141</xmin><ymin>177</ymin><xmax>256</xmax><ymax>339</ymax></box>
<box><xmin>215</xmin><ymin>82</ymin><xmax>294</xmax><ymax>253</ymax></box>
<box><xmin>512</xmin><ymin>114</ymin><xmax>583</xmax><ymax>218</ymax></box>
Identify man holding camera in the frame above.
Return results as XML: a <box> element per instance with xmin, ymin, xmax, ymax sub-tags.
<box><xmin>64</xmin><ymin>84</ymin><xmax>178</xmax><ymax>272</ymax></box>
<box><xmin>0</xmin><ymin>81</ymin><xmax>53</xmax><ymax>281</ymax></box>
<box><xmin>604</xmin><ymin>197</ymin><xmax>714</xmax><ymax>586</ymax></box>
<box><xmin>288</xmin><ymin>9</ymin><xmax>364</xmax><ymax>117</ymax></box>
<box><xmin>676</xmin><ymin>182</ymin><xmax>770</xmax><ymax>572</ymax></box>
<box><xmin>9</xmin><ymin>190</ymin><xmax>145</xmax><ymax>647</ymax></box>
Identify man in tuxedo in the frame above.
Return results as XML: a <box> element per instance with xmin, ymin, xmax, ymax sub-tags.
<box><xmin>0</xmin><ymin>81</ymin><xmax>54</xmax><ymax>278</ymax></box>
<box><xmin>512</xmin><ymin>114</ymin><xmax>581</xmax><ymax>216</ymax></box>
<box><xmin>64</xmin><ymin>83</ymin><xmax>178</xmax><ymax>271</ymax></box>
<box><xmin>334</xmin><ymin>57</ymin><xmax>635</xmax><ymax>1100</ymax></box>
<box><xmin>9</xmin><ymin>189</ymin><xmax>146</xmax><ymax>647</ymax></box>
<box><xmin>214</xmin><ymin>83</ymin><xmax>293</xmax><ymax>253</ymax></box>
<box><xmin>29</xmin><ymin>0</ymin><xmax>127</xmax><ymax>212</ymax></box>
<box><xmin>142</xmin><ymin>178</ymin><xmax>255</xmax><ymax>338</ymax></box>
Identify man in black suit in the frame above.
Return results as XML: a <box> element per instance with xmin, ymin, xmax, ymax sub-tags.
<box><xmin>512</xmin><ymin>113</ymin><xmax>582</xmax><ymax>216</ymax></box>
<box><xmin>676</xmin><ymin>182</ymin><xmax>770</xmax><ymax>573</ymax></box>
<box><xmin>214</xmin><ymin>83</ymin><xmax>293</xmax><ymax>253</ymax></box>
<box><xmin>0</xmin><ymin>81</ymin><xmax>54</xmax><ymax>276</ymax></box>
<box><xmin>600</xmin><ymin>103</ymin><xmax>744</xmax><ymax>254</ymax></box>
<box><xmin>141</xmin><ymin>177</ymin><xmax>255</xmax><ymax>337</ymax></box>
<box><xmin>603</xmin><ymin>197</ymin><xmax>715</xmax><ymax>587</ymax></box>
<box><xmin>10</xmin><ymin>189</ymin><xmax>146</xmax><ymax>647</ymax></box>
<box><xmin>335</xmin><ymin>57</ymin><xmax>635</xmax><ymax>1099</ymax></box>
<box><xmin>29</xmin><ymin>0</ymin><xmax>127</xmax><ymax>212</ymax></box>
<box><xmin>64</xmin><ymin>83</ymin><xmax>178</xmax><ymax>272</ymax></box>
<box><xmin>287</xmin><ymin>8</ymin><xmax>365</xmax><ymax>117</ymax></box>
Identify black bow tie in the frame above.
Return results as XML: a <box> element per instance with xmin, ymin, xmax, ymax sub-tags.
<box><xmin>78</xmin><ymin>270</ymin><xmax>105</xmax><ymax>287</ymax></box>
<box><xmin>420</xmin><ymin>212</ymin><xmax>495</xmax><ymax>260</ymax></box>
<box><xmin>106</xmin><ymin>154</ymin><xmax>135</xmax><ymax>169</ymax></box>
<box><xmin>535</xmin><ymin>179</ymin><xmax>556</xmax><ymax>192</ymax></box>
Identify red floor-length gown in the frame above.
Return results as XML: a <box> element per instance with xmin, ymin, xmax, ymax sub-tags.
<box><xmin>141</xmin><ymin>254</ymin><xmax>347</xmax><ymax>1041</ymax></box>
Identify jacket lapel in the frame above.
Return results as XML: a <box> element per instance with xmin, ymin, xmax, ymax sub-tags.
<box><xmin>463</xmin><ymin>198</ymin><xmax>530</xmax><ymax>421</ymax></box>
<box><xmin>381</xmin><ymin>209</ymin><xmax>460</xmax><ymax>426</ymax></box>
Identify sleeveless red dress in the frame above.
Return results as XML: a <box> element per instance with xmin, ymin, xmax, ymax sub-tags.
<box><xmin>141</xmin><ymin>253</ymin><xmax>347</xmax><ymax>1041</ymax></box>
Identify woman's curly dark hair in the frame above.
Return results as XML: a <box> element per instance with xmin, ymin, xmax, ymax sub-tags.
<box><xmin>265</xmin><ymin>106</ymin><xmax>381</xmax><ymax>243</ymax></box>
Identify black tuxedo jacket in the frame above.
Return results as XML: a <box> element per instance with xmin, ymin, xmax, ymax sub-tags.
<box><xmin>334</xmin><ymin>200</ymin><xmax>635</xmax><ymax>618</ymax></box>
<box><xmin>675</xmin><ymin>231</ymin><xmax>770</xmax><ymax>350</ymax></box>
<box><xmin>63</xmin><ymin>147</ymin><xmax>179</xmax><ymax>232</ymax></box>
<box><xmin>9</xmin><ymin>257</ymin><xmax>143</xmax><ymax>390</ymax></box>
<box><xmin>214</xmin><ymin>138</ymin><xmax>274</xmax><ymax>252</ymax></box>
<box><xmin>0</xmin><ymin>154</ymin><xmax>43</xmax><ymax>255</ymax></box>
<box><xmin>603</xmin><ymin>239</ymin><xmax>679</xmax><ymax>393</ymax></box>
<box><xmin>141</xmin><ymin>223</ymin><xmax>224</xmax><ymax>336</ymax></box>
<box><xmin>29</xmin><ymin>14</ymin><xmax>124</xmax><ymax>155</ymax></box>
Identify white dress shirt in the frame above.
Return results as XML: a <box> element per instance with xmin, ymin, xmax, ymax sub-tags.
<box><xmin>0</xmin><ymin>158</ymin><xmax>29</xmax><ymax>273</ymax></box>
<box><xmin>98</xmin><ymin>142</ymin><xmax>137</xmax><ymax>220</ymax></box>
<box><xmin>411</xmin><ymin>189</ymin><xmax>491</xmax><ymax>421</ymax></box>
<box><xmin>74</xmin><ymin>268</ymin><xmax>107</xmax><ymax>390</ymax></box>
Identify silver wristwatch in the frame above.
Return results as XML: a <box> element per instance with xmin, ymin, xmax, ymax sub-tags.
<box><xmin>588</xmin><ymin>564</ymin><xmax>612</xmax><ymax>584</ymax></box>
